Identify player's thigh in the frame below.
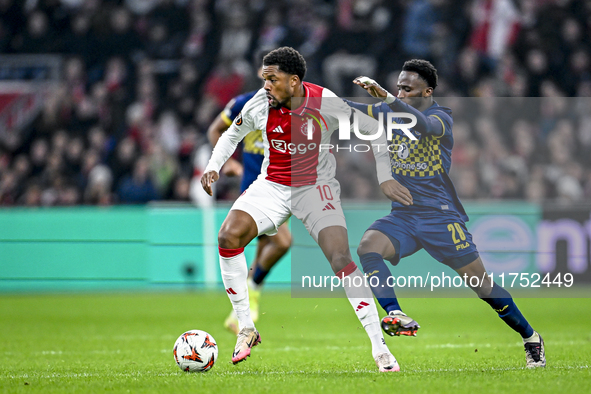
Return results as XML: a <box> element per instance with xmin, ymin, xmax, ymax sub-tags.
<box><xmin>232</xmin><ymin>178</ymin><xmax>291</xmax><ymax>237</ymax></box>
<box><xmin>291</xmin><ymin>179</ymin><xmax>347</xmax><ymax>243</ymax></box>
<box><xmin>418</xmin><ymin>213</ymin><xmax>480</xmax><ymax>270</ymax></box>
<box><xmin>218</xmin><ymin>209</ymin><xmax>259</xmax><ymax>249</ymax></box>
<box><xmin>362</xmin><ymin>212</ymin><xmax>420</xmax><ymax>264</ymax></box>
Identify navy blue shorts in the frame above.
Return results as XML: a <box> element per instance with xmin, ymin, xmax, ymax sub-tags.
<box><xmin>367</xmin><ymin>206</ymin><xmax>479</xmax><ymax>270</ymax></box>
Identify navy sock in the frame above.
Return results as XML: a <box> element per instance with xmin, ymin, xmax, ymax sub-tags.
<box><xmin>359</xmin><ymin>252</ymin><xmax>401</xmax><ymax>313</ymax></box>
<box><xmin>481</xmin><ymin>282</ymin><xmax>534</xmax><ymax>338</ymax></box>
<box><xmin>252</xmin><ymin>264</ymin><xmax>270</xmax><ymax>285</ymax></box>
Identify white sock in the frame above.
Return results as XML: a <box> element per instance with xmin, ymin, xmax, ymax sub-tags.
<box><xmin>339</xmin><ymin>262</ymin><xmax>390</xmax><ymax>358</ymax></box>
<box><xmin>219</xmin><ymin>247</ymin><xmax>254</xmax><ymax>330</ymax></box>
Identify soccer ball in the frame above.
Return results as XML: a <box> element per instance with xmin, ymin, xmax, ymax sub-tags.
<box><xmin>173</xmin><ymin>330</ymin><xmax>218</xmax><ymax>372</ymax></box>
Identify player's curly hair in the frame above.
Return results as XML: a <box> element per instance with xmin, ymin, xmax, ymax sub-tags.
<box><xmin>402</xmin><ymin>59</ymin><xmax>438</xmax><ymax>89</ymax></box>
<box><xmin>263</xmin><ymin>47</ymin><xmax>306</xmax><ymax>82</ymax></box>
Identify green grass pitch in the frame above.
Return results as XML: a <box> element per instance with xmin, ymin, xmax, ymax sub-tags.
<box><xmin>1</xmin><ymin>291</ymin><xmax>590</xmax><ymax>393</ymax></box>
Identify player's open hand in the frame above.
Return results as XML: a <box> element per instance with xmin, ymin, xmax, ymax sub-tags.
<box><xmin>201</xmin><ymin>170</ymin><xmax>219</xmax><ymax>196</ymax></box>
<box><xmin>380</xmin><ymin>179</ymin><xmax>413</xmax><ymax>206</ymax></box>
<box><xmin>353</xmin><ymin>76</ymin><xmax>388</xmax><ymax>99</ymax></box>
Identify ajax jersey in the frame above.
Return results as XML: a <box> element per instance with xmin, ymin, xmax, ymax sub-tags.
<box><xmin>206</xmin><ymin>82</ymin><xmax>366</xmax><ymax>187</ymax></box>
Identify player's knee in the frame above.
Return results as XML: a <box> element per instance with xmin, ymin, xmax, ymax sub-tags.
<box><xmin>218</xmin><ymin>226</ymin><xmax>243</xmax><ymax>249</ymax></box>
<box><xmin>357</xmin><ymin>239</ymin><xmax>377</xmax><ymax>257</ymax></box>
<box><xmin>329</xmin><ymin>251</ymin><xmax>353</xmax><ymax>273</ymax></box>
<box><xmin>475</xmin><ymin>281</ymin><xmax>493</xmax><ymax>298</ymax></box>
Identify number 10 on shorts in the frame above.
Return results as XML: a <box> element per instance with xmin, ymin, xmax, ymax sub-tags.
<box><xmin>316</xmin><ymin>185</ymin><xmax>334</xmax><ymax>201</ymax></box>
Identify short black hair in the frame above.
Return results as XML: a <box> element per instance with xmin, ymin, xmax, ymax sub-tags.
<box><xmin>402</xmin><ymin>59</ymin><xmax>438</xmax><ymax>89</ymax></box>
<box><xmin>263</xmin><ymin>47</ymin><xmax>306</xmax><ymax>81</ymax></box>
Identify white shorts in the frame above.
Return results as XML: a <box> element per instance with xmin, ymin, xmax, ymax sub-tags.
<box><xmin>231</xmin><ymin>176</ymin><xmax>346</xmax><ymax>242</ymax></box>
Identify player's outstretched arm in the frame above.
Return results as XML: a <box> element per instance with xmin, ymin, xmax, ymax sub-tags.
<box><xmin>380</xmin><ymin>179</ymin><xmax>413</xmax><ymax>206</ymax></box>
<box><xmin>386</xmin><ymin>98</ymin><xmax>445</xmax><ymax>137</ymax></box>
<box><xmin>353</xmin><ymin>76</ymin><xmax>390</xmax><ymax>99</ymax></box>
<box><xmin>354</xmin><ymin>76</ymin><xmax>445</xmax><ymax>137</ymax></box>
<box><xmin>201</xmin><ymin>170</ymin><xmax>220</xmax><ymax>196</ymax></box>
<box><xmin>342</xmin><ymin>99</ymin><xmax>373</xmax><ymax>116</ymax></box>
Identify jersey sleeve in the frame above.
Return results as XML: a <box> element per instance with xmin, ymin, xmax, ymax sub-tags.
<box><xmin>220</xmin><ymin>97</ymin><xmax>237</xmax><ymax>126</ymax></box>
<box><xmin>387</xmin><ymin>98</ymin><xmax>445</xmax><ymax>137</ymax></box>
<box><xmin>220</xmin><ymin>91</ymin><xmax>257</xmax><ymax>127</ymax></box>
<box><xmin>205</xmin><ymin>89</ymin><xmax>266</xmax><ymax>173</ymax></box>
<box><xmin>320</xmin><ymin>90</ymin><xmax>393</xmax><ymax>185</ymax></box>
<box><xmin>320</xmin><ymin>88</ymin><xmax>352</xmax><ymax>132</ymax></box>
<box><xmin>343</xmin><ymin>100</ymin><xmax>391</xmax><ymax>120</ymax></box>
<box><xmin>426</xmin><ymin>109</ymin><xmax>452</xmax><ymax>139</ymax></box>
<box><xmin>352</xmin><ymin>109</ymin><xmax>394</xmax><ymax>184</ymax></box>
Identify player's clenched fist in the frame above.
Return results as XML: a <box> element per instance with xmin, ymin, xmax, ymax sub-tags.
<box><xmin>379</xmin><ymin>179</ymin><xmax>413</xmax><ymax>206</ymax></box>
<box><xmin>201</xmin><ymin>170</ymin><xmax>219</xmax><ymax>196</ymax></box>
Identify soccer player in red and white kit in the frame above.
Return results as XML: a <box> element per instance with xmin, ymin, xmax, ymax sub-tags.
<box><xmin>201</xmin><ymin>47</ymin><xmax>399</xmax><ymax>372</ymax></box>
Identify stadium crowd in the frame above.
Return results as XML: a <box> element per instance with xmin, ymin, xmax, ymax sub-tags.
<box><xmin>0</xmin><ymin>0</ymin><xmax>590</xmax><ymax>206</ymax></box>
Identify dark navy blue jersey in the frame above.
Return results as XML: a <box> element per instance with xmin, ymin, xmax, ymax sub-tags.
<box><xmin>220</xmin><ymin>90</ymin><xmax>264</xmax><ymax>192</ymax></box>
<box><xmin>344</xmin><ymin>99</ymin><xmax>467</xmax><ymax>221</ymax></box>
<box><xmin>220</xmin><ymin>91</ymin><xmax>258</xmax><ymax>126</ymax></box>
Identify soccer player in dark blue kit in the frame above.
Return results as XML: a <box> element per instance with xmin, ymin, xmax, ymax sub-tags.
<box><xmin>345</xmin><ymin>59</ymin><xmax>545</xmax><ymax>368</ymax></box>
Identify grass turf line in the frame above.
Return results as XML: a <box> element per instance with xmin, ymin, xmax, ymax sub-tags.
<box><xmin>0</xmin><ymin>292</ymin><xmax>590</xmax><ymax>393</ymax></box>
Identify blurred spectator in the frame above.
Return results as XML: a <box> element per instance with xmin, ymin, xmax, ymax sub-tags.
<box><xmin>469</xmin><ymin>0</ymin><xmax>521</xmax><ymax>63</ymax></box>
<box><xmin>13</xmin><ymin>10</ymin><xmax>57</xmax><ymax>53</ymax></box>
<box><xmin>172</xmin><ymin>175</ymin><xmax>191</xmax><ymax>201</ymax></box>
<box><xmin>117</xmin><ymin>156</ymin><xmax>159</xmax><ymax>203</ymax></box>
<box><xmin>85</xmin><ymin>164</ymin><xmax>114</xmax><ymax>205</ymax></box>
<box><xmin>402</xmin><ymin>0</ymin><xmax>440</xmax><ymax>60</ymax></box>
<box><xmin>109</xmin><ymin>137</ymin><xmax>138</xmax><ymax>189</ymax></box>
<box><xmin>149</xmin><ymin>143</ymin><xmax>178</xmax><ymax>198</ymax></box>
<box><xmin>0</xmin><ymin>170</ymin><xmax>18</xmax><ymax>205</ymax></box>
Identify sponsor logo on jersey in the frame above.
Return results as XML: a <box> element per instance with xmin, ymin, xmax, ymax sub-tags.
<box><xmin>455</xmin><ymin>241</ymin><xmax>470</xmax><ymax>250</ymax></box>
<box><xmin>272</xmin><ymin>125</ymin><xmax>284</xmax><ymax>133</ymax></box>
<box><xmin>235</xmin><ymin>112</ymin><xmax>243</xmax><ymax>126</ymax></box>
<box><xmin>392</xmin><ymin>161</ymin><xmax>428</xmax><ymax>170</ymax></box>
<box><xmin>270</xmin><ymin>140</ymin><xmax>318</xmax><ymax>155</ymax></box>
<box><xmin>271</xmin><ymin>139</ymin><xmax>287</xmax><ymax>153</ymax></box>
